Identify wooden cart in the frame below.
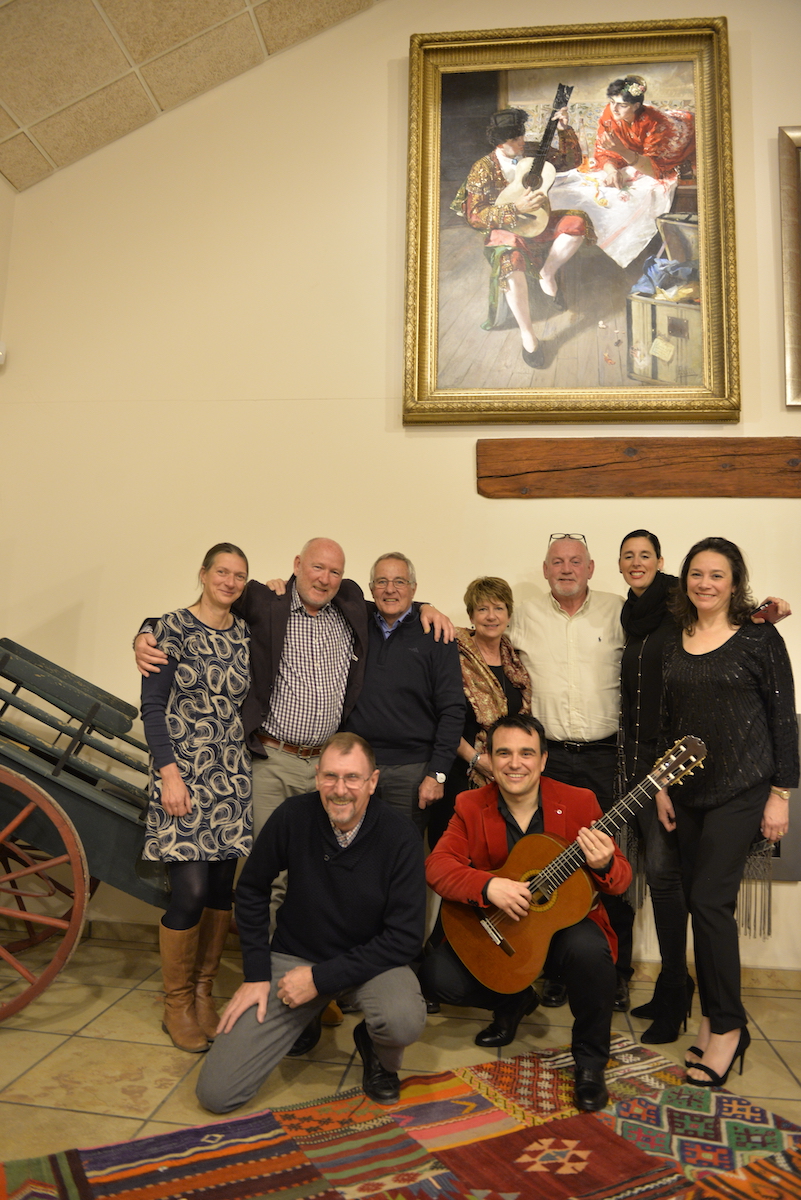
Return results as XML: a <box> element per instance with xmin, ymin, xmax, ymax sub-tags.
<box><xmin>0</xmin><ymin>638</ymin><xmax>168</xmax><ymax>1019</ymax></box>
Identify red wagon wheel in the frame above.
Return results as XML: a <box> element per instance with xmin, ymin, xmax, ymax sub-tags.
<box><xmin>0</xmin><ymin>766</ymin><xmax>90</xmax><ymax>1020</ymax></box>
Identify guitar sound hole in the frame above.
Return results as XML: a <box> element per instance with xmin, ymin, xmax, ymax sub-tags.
<box><xmin>530</xmin><ymin>889</ymin><xmax>552</xmax><ymax>908</ymax></box>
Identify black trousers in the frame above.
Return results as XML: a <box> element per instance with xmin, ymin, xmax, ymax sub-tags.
<box><xmin>544</xmin><ymin>741</ymin><xmax>635</xmax><ymax>978</ymax></box>
<box><xmin>420</xmin><ymin>917</ymin><xmax>616</xmax><ymax>1072</ymax></box>
<box><xmin>673</xmin><ymin>783</ymin><xmax>768</xmax><ymax>1033</ymax></box>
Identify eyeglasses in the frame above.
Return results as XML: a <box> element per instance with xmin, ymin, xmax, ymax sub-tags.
<box><xmin>549</xmin><ymin>533</ymin><xmax>587</xmax><ymax>546</ymax></box>
<box><xmin>372</xmin><ymin>578</ymin><xmax>411</xmax><ymax>590</ymax></box>
<box><xmin>319</xmin><ymin>772</ymin><xmax>371</xmax><ymax>789</ymax></box>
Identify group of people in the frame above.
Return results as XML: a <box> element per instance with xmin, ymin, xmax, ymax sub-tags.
<box><xmin>453</xmin><ymin>73</ymin><xmax>696</xmax><ymax>367</ymax></box>
<box><xmin>137</xmin><ymin>531</ymin><xmax>797</xmax><ymax>1116</ymax></box>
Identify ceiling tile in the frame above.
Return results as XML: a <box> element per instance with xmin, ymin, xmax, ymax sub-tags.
<box><xmin>140</xmin><ymin>14</ymin><xmax>263</xmax><ymax>111</ymax></box>
<box><xmin>254</xmin><ymin>0</ymin><xmax>371</xmax><ymax>55</ymax></box>
<box><xmin>0</xmin><ymin>132</ymin><xmax>53</xmax><ymax>190</ymax></box>
<box><xmin>31</xmin><ymin>75</ymin><xmax>157</xmax><ymax>168</ymax></box>
<box><xmin>0</xmin><ymin>108</ymin><xmax>19</xmax><ymax>139</ymax></box>
<box><xmin>0</xmin><ymin>0</ymin><xmax>130</xmax><ymax>124</ymax></box>
<box><xmin>101</xmin><ymin>0</ymin><xmax>244</xmax><ymax>63</ymax></box>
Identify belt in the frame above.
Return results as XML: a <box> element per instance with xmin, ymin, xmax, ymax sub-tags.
<box><xmin>554</xmin><ymin>734</ymin><xmax>617</xmax><ymax>754</ymax></box>
<box><xmin>257</xmin><ymin>733</ymin><xmax>324</xmax><ymax>758</ymax></box>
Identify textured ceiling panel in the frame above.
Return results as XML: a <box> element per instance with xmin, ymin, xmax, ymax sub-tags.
<box><xmin>140</xmin><ymin>14</ymin><xmax>264</xmax><ymax>111</ymax></box>
<box><xmin>32</xmin><ymin>75</ymin><xmax>157</xmax><ymax>168</ymax></box>
<box><xmin>101</xmin><ymin>0</ymin><xmax>243</xmax><ymax>63</ymax></box>
<box><xmin>0</xmin><ymin>0</ymin><xmax>129</xmax><ymax>124</ymax></box>
<box><xmin>0</xmin><ymin>0</ymin><xmax>377</xmax><ymax>190</ymax></box>
<box><xmin>255</xmin><ymin>0</ymin><xmax>371</xmax><ymax>55</ymax></box>
<box><xmin>0</xmin><ymin>131</ymin><xmax>53</xmax><ymax>189</ymax></box>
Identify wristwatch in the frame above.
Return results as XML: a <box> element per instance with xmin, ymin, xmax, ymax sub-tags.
<box><xmin>429</xmin><ymin>772</ymin><xmax>447</xmax><ymax>784</ymax></box>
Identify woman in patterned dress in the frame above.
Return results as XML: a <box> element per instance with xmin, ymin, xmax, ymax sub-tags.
<box><xmin>142</xmin><ymin>543</ymin><xmax>251</xmax><ymax>1052</ymax></box>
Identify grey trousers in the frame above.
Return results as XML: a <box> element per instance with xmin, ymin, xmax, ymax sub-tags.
<box><xmin>251</xmin><ymin>748</ymin><xmax>319</xmax><ymax>838</ymax></box>
<box><xmin>196</xmin><ymin>954</ymin><xmax>426</xmax><ymax>1114</ymax></box>
<box><xmin>374</xmin><ymin>761</ymin><xmax>429</xmax><ymax>834</ymax></box>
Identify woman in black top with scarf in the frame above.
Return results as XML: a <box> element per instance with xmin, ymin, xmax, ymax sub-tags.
<box><xmin>618</xmin><ymin>531</ymin><xmax>689</xmax><ymax>1043</ymax></box>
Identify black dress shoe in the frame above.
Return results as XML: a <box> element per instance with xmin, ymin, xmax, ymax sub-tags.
<box><xmin>475</xmin><ymin>987</ymin><xmax>539</xmax><ymax>1048</ymax></box>
<box><xmin>574</xmin><ymin>1066</ymin><xmax>609</xmax><ymax>1112</ymax></box>
<box><xmin>425</xmin><ymin>998</ymin><xmax>441</xmax><ymax>1014</ymax></box>
<box><xmin>522</xmin><ymin>342</ymin><xmax>545</xmax><ymax>369</ymax></box>
<box><xmin>353</xmin><ymin>1019</ymin><xmax>401</xmax><ymax>1105</ymax></box>
<box><xmin>540</xmin><ymin>978</ymin><xmax>568</xmax><ymax>1008</ymax></box>
<box><xmin>286</xmin><ymin>1012</ymin><xmax>322</xmax><ymax>1057</ymax></box>
<box><xmin>613</xmin><ymin>977</ymin><xmax>630</xmax><ymax>1012</ymax></box>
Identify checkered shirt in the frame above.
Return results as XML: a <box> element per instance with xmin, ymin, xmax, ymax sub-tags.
<box><xmin>263</xmin><ymin>582</ymin><xmax>354</xmax><ymax>745</ymax></box>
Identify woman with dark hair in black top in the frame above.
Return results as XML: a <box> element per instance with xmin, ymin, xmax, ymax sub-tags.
<box><xmin>657</xmin><ymin>537</ymin><xmax>798</xmax><ymax>1088</ymax></box>
<box><xmin>618</xmin><ymin>530</ymin><xmax>690</xmax><ymax>1043</ymax></box>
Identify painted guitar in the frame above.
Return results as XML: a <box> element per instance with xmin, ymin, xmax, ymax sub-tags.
<box><xmin>441</xmin><ymin>735</ymin><xmax>706</xmax><ymax>994</ymax></box>
<box><xmin>495</xmin><ymin>83</ymin><xmax>574</xmax><ymax>238</ymax></box>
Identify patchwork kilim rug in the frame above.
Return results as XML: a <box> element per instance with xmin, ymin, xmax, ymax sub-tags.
<box><xmin>4</xmin><ymin>1035</ymin><xmax>801</xmax><ymax>1200</ymax></box>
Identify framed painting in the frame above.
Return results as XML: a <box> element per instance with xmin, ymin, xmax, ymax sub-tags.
<box><xmin>779</xmin><ymin>126</ymin><xmax>801</xmax><ymax>407</ymax></box>
<box><xmin>403</xmin><ymin>19</ymin><xmax>739</xmax><ymax>425</ymax></box>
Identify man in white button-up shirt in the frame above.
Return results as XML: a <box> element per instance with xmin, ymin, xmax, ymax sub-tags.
<box><xmin>509</xmin><ymin>534</ymin><xmax>633</xmax><ymax>1010</ymax></box>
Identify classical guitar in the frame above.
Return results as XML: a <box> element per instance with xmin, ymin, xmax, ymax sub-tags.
<box><xmin>441</xmin><ymin>735</ymin><xmax>706</xmax><ymax>994</ymax></box>
<box><xmin>495</xmin><ymin>83</ymin><xmax>574</xmax><ymax>238</ymax></box>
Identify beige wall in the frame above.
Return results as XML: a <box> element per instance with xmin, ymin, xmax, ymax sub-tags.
<box><xmin>1</xmin><ymin>0</ymin><xmax>800</xmax><ymax>964</ymax></box>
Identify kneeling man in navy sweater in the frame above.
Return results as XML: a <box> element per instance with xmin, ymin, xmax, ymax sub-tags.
<box><xmin>197</xmin><ymin>732</ymin><xmax>427</xmax><ymax>1112</ymax></box>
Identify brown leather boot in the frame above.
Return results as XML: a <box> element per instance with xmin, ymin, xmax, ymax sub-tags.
<box><xmin>194</xmin><ymin>908</ymin><xmax>232</xmax><ymax>1040</ymax></box>
<box><xmin>159</xmin><ymin>922</ymin><xmax>208</xmax><ymax>1053</ymax></box>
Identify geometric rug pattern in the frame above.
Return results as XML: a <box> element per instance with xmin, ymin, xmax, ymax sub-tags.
<box><xmin>3</xmin><ymin>1035</ymin><xmax>801</xmax><ymax>1200</ymax></box>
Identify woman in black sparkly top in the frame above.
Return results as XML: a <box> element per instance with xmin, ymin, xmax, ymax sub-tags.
<box><xmin>656</xmin><ymin>537</ymin><xmax>798</xmax><ymax>1088</ymax></box>
<box><xmin>618</xmin><ymin>531</ymin><xmax>687</xmax><ymax>1044</ymax></box>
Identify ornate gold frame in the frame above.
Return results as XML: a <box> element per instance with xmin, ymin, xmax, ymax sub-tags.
<box><xmin>779</xmin><ymin>127</ymin><xmax>801</xmax><ymax>407</ymax></box>
<box><xmin>403</xmin><ymin>19</ymin><xmax>739</xmax><ymax>425</ymax></box>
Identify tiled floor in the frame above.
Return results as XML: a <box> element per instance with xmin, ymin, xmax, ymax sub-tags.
<box><xmin>2</xmin><ymin>931</ymin><xmax>801</xmax><ymax>1163</ymax></box>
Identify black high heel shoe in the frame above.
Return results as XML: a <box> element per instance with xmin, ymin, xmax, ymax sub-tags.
<box><xmin>641</xmin><ymin>977</ymin><xmax>695</xmax><ymax>1045</ymax></box>
<box><xmin>685</xmin><ymin>1027</ymin><xmax>750</xmax><ymax>1088</ymax></box>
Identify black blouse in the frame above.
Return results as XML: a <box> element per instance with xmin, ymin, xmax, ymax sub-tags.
<box><xmin>660</xmin><ymin>622</ymin><xmax>799</xmax><ymax>808</ymax></box>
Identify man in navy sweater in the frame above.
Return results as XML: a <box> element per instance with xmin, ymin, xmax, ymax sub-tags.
<box><xmin>343</xmin><ymin>553</ymin><xmax>465</xmax><ymax>834</ymax></box>
<box><xmin>196</xmin><ymin>732</ymin><xmax>427</xmax><ymax>1112</ymax></box>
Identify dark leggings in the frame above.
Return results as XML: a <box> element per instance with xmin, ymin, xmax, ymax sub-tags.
<box><xmin>162</xmin><ymin>860</ymin><xmax>238</xmax><ymax>930</ymax></box>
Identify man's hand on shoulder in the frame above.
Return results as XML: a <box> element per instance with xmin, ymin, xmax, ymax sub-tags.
<box><xmin>419</xmin><ymin>604</ymin><xmax>455</xmax><ymax>642</ymax></box>
<box><xmin>216</xmin><ymin>980</ymin><xmax>270</xmax><ymax>1035</ymax></box>
<box><xmin>265</xmin><ymin>578</ymin><xmax>287</xmax><ymax>595</ymax></box>
<box><xmin>135</xmin><ymin>632</ymin><xmax>168</xmax><ymax>677</ymax></box>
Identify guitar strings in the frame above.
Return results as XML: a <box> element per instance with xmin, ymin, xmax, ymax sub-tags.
<box><xmin>479</xmin><ymin>744</ymin><xmax>702</xmax><ymax>937</ymax></box>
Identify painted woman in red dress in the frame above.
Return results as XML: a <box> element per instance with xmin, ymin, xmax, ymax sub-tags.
<box><xmin>594</xmin><ymin>74</ymin><xmax>695</xmax><ymax>191</ymax></box>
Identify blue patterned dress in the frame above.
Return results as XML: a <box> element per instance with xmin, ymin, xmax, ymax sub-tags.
<box><xmin>142</xmin><ymin>609</ymin><xmax>252</xmax><ymax>861</ymax></box>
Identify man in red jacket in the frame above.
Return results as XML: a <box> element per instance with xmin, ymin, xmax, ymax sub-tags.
<box><xmin>420</xmin><ymin>713</ymin><xmax>632</xmax><ymax>1112</ymax></box>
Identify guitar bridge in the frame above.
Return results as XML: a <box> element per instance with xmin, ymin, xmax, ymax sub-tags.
<box><xmin>480</xmin><ymin>917</ymin><xmax>514</xmax><ymax>957</ymax></box>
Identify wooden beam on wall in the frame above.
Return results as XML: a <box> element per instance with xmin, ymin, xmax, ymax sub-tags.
<box><xmin>477</xmin><ymin>438</ymin><xmax>801</xmax><ymax>498</ymax></box>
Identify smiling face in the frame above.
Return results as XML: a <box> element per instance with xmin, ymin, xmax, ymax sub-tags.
<box><xmin>316</xmin><ymin>744</ymin><xmax>379</xmax><ymax>832</ymax></box>
<box><xmin>470</xmin><ymin>598</ymin><xmax>510</xmax><ymax>642</ymax></box>
<box><xmin>543</xmin><ymin>539</ymin><xmax>594</xmax><ymax>605</ymax></box>
<box><xmin>369</xmin><ymin>557</ymin><xmax>417</xmax><ymax>627</ymax></box>
<box><xmin>685</xmin><ymin>551</ymin><xmax>735</xmax><ymax>620</ymax></box>
<box><xmin>200</xmin><ymin>552</ymin><xmax>248</xmax><ymax>609</ymax></box>
<box><xmin>293</xmin><ymin>538</ymin><xmax>345</xmax><ymax>613</ymax></box>
<box><xmin>619</xmin><ymin>536</ymin><xmax>664</xmax><ymax>596</ymax></box>
<box><xmin>489</xmin><ymin>725</ymin><xmax>548</xmax><ymax>807</ymax></box>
